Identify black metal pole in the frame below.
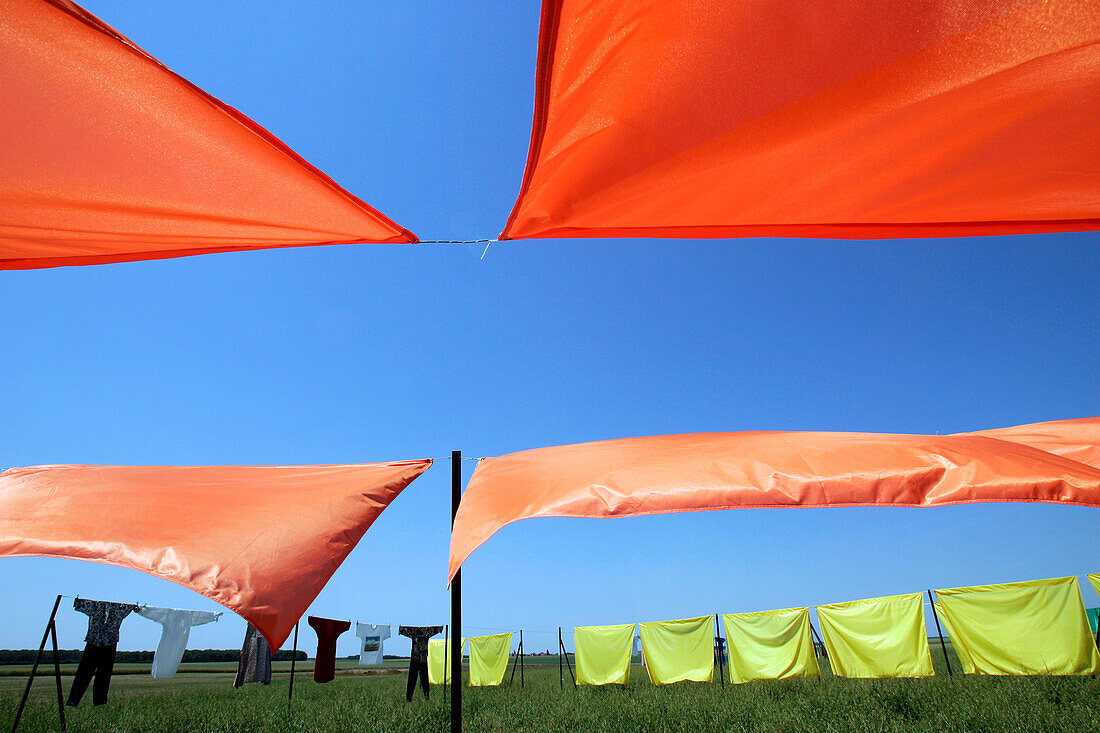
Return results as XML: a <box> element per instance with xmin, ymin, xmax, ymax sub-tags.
<box><xmin>714</xmin><ymin>613</ymin><xmax>725</xmax><ymax>687</ymax></box>
<box><xmin>287</xmin><ymin>621</ymin><xmax>299</xmax><ymax>714</ymax></box>
<box><xmin>450</xmin><ymin>451</ymin><xmax>462</xmax><ymax>733</ymax></box>
<box><xmin>443</xmin><ymin>624</ymin><xmax>449</xmax><ymax>702</ymax></box>
<box><xmin>558</xmin><ymin>628</ymin><xmax>564</xmax><ymax>689</ymax></box>
<box><xmin>519</xmin><ymin>630</ymin><xmax>524</xmax><ymax>688</ymax></box>
<box><xmin>927</xmin><ymin>590</ymin><xmax>953</xmax><ymax>677</ymax></box>
<box><xmin>11</xmin><ymin>594</ymin><xmax>62</xmax><ymax>733</ymax></box>
<box><xmin>49</xmin><ymin>619</ymin><xmax>65</xmax><ymax>732</ymax></box>
<box><xmin>559</xmin><ymin>631</ymin><xmax>575</xmax><ymax>688</ymax></box>
<box><xmin>508</xmin><ymin>634</ymin><xmax>520</xmax><ymax>685</ymax></box>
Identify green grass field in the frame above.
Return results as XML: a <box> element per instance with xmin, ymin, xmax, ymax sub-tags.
<box><xmin>4</xmin><ymin>652</ymin><xmax>1100</xmax><ymax>732</ymax></box>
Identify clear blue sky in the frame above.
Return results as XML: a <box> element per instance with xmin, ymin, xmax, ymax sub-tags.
<box><xmin>1</xmin><ymin>0</ymin><xmax>1098</xmax><ymax>660</ymax></box>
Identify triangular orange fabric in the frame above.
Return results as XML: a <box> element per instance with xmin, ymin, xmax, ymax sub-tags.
<box><xmin>0</xmin><ymin>0</ymin><xmax>416</xmax><ymax>269</ymax></box>
<box><xmin>449</xmin><ymin>420</ymin><xmax>1100</xmax><ymax>583</ymax></box>
<box><xmin>501</xmin><ymin>0</ymin><xmax>1100</xmax><ymax>240</ymax></box>
<box><xmin>0</xmin><ymin>461</ymin><xmax>431</xmax><ymax>648</ymax></box>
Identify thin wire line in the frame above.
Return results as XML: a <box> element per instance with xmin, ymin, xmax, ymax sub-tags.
<box><xmin>417</xmin><ymin>239</ymin><xmax>496</xmax><ymax>245</ymax></box>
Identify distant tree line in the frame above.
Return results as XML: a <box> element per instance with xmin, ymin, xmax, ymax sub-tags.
<box><xmin>0</xmin><ymin>649</ymin><xmax>307</xmax><ymax>664</ymax></box>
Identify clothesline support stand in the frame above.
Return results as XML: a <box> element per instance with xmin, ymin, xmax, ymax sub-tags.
<box><xmin>11</xmin><ymin>594</ymin><xmax>66</xmax><ymax>733</ymax></box>
<box><xmin>926</xmin><ymin>590</ymin><xmax>953</xmax><ymax>677</ymax></box>
<box><xmin>287</xmin><ymin>621</ymin><xmax>299</xmax><ymax>715</ymax></box>
<box><xmin>507</xmin><ymin>631</ymin><xmax>525</xmax><ymax>687</ymax></box>
<box><xmin>557</xmin><ymin>628</ymin><xmax>575</xmax><ymax>689</ymax></box>
<box><xmin>808</xmin><ymin>619</ymin><xmax>827</xmax><ymax>660</ymax></box>
<box><xmin>450</xmin><ymin>450</ymin><xmax>463</xmax><ymax>733</ymax></box>
<box><xmin>714</xmin><ymin>613</ymin><xmax>725</xmax><ymax>687</ymax></box>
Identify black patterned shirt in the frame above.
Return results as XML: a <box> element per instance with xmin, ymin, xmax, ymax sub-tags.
<box><xmin>74</xmin><ymin>598</ymin><xmax>138</xmax><ymax>646</ymax></box>
<box><xmin>399</xmin><ymin>625</ymin><xmax>442</xmax><ymax>662</ymax></box>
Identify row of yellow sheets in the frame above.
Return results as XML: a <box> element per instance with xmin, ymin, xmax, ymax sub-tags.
<box><xmin>574</xmin><ymin>575</ymin><xmax>1100</xmax><ymax>685</ymax></box>
<box><xmin>427</xmin><ymin>633</ymin><xmax>512</xmax><ymax>686</ymax></box>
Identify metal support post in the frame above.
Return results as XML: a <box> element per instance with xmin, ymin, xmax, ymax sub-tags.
<box><xmin>287</xmin><ymin>621</ymin><xmax>299</xmax><ymax>713</ymax></box>
<box><xmin>927</xmin><ymin>590</ymin><xmax>952</xmax><ymax>677</ymax></box>
<box><xmin>450</xmin><ymin>451</ymin><xmax>462</xmax><ymax>733</ymax></box>
<box><xmin>714</xmin><ymin>613</ymin><xmax>725</xmax><ymax>686</ymax></box>
<box><xmin>49</xmin><ymin>619</ymin><xmax>66</xmax><ymax>732</ymax></box>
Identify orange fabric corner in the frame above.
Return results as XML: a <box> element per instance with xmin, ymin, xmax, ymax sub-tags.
<box><xmin>0</xmin><ymin>461</ymin><xmax>431</xmax><ymax>648</ymax></box>
<box><xmin>500</xmin><ymin>0</ymin><xmax>1100</xmax><ymax>240</ymax></box>
<box><xmin>449</xmin><ymin>420</ymin><xmax>1100</xmax><ymax>583</ymax></box>
<box><xmin>0</xmin><ymin>0</ymin><xmax>416</xmax><ymax>270</ymax></box>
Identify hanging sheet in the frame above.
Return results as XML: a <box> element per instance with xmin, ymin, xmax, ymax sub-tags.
<box><xmin>428</xmin><ymin>637</ymin><xmax>466</xmax><ymax>685</ymax></box>
<box><xmin>0</xmin><ymin>461</ymin><xmax>431</xmax><ymax>648</ymax></box>
<box><xmin>500</xmin><ymin>0</ymin><xmax>1100</xmax><ymax>240</ymax></box>
<box><xmin>934</xmin><ymin>577</ymin><xmax>1100</xmax><ymax>675</ymax></box>
<box><xmin>574</xmin><ymin>623</ymin><xmax>634</xmax><ymax>685</ymax></box>
<box><xmin>1088</xmin><ymin>574</ymin><xmax>1100</xmax><ymax>600</ymax></box>
<box><xmin>469</xmin><ymin>633</ymin><xmax>512</xmax><ymax>687</ymax></box>
<box><xmin>638</xmin><ymin>616</ymin><xmax>714</xmax><ymax>684</ymax></box>
<box><xmin>816</xmin><ymin>593</ymin><xmax>934</xmax><ymax>678</ymax></box>
<box><xmin>721</xmin><ymin>608</ymin><xmax>820</xmax><ymax>684</ymax></box>
<box><xmin>0</xmin><ymin>0</ymin><xmax>415</xmax><ymax>270</ymax></box>
<box><xmin>449</xmin><ymin>419</ymin><xmax>1100</xmax><ymax>582</ymax></box>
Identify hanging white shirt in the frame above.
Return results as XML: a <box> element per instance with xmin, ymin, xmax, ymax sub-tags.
<box><xmin>356</xmin><ymin>623</ymin><xmax>391</xmax><ymax>666</ymax></box>
<box><xmin>136</xmin><ymin>606</ymin><xmax>221</xmax><ymax>678</ymax></box>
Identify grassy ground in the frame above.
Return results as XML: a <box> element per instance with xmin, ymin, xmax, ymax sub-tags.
<box><xmin>4</xmin><ymin>653</ymin><xmax>1100</xmax><ymax>732</ymax></box>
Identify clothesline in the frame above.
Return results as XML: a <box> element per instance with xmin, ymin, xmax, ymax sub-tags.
<box><xmin>416</xmin><ymin>239</ymin><xmax>496</xmax><ymax>245</ymax></box>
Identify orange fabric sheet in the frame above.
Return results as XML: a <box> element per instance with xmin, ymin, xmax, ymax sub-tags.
<box><xmin>0</xmin><ymin>0</ymin><xmax>415</xmax><ymax>270</ymax></box>
<box><xmin>966</xmin><ymin>417</ymin><xmax>1100</xmax><ymax>468</ymax></box>
<box><xmin>0</xmin><ymin>461</ymin><xmax>431</xmax><ymax>648</ymax></box>
<box><xmin>449</xmin><ymin>420</ymin><xmax>1100</xmax><ymax>583</ymax></box>
<box><xmin>500</xmin><ymin>0</ymin><xmax>1100</xmax><ymax>240</ymax></box>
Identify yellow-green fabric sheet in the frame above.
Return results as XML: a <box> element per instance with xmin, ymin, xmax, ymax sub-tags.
<box><xmin>722</xmin><ymin>607</ymin><xmax>820</xmax><ymax>683</ymax></box>
<box><xmin>428</xmin><ymin>637</ymin><xmax>466</xmax><ymax>684</ymax></box>
<box><xmin>575</xmin><ymin>623</ymin><xmax>634</xmax><ymax>685</ymax></box>
<box><xmin>469</xmin><ymin>633</ymin><xmax>512</xmax><ymax>687</ymax></box>
<box><xmin>638</xmin><ymin>616</ymin><xmax>714</xmax><ymax>684</ymax></box>
<box><xmin>934</xmin><ymin>576</ymin><xmax>1100</xmax><ymax>675</ymax></box>
<box><xmin>817</xmin><ymin>593</ymin><xmax>933</xmax><ymax>678</ymax></box>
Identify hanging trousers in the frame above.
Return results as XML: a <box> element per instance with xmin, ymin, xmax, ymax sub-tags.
<box><xmin>405</xmin><ymin>656</ymin><xmax>430</xmax><ymax>701</ymax></box>
<box><xmin>67</xmin><ymin>643</ymin><xmax>117</xmax><ymax>706</ymax></box>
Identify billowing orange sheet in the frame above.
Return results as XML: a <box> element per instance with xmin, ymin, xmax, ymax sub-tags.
<box><xmin>0</xmin><ymin>461</ymin><xmax>431</xmax><ymax>648</ymax></box>
<box><xmin>449</xmin><ymin>420</ymin><xmax>1100</xmax><ymax>582</ymax></box>
<box><xmin>500</xmin><ymin>0</ymin><xmax>1100</xmax><ymax>240</ymax></box>
<box><xmin>0</xmin><ymin>0</ymin><xmax>415</xmax><ymax>269</ymax></box>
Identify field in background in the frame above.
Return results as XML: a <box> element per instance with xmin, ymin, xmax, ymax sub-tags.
<box><xmin>4</xmin><ymin>652</ymin><xmax>1100</xmax><ymax>732</ymax></box>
